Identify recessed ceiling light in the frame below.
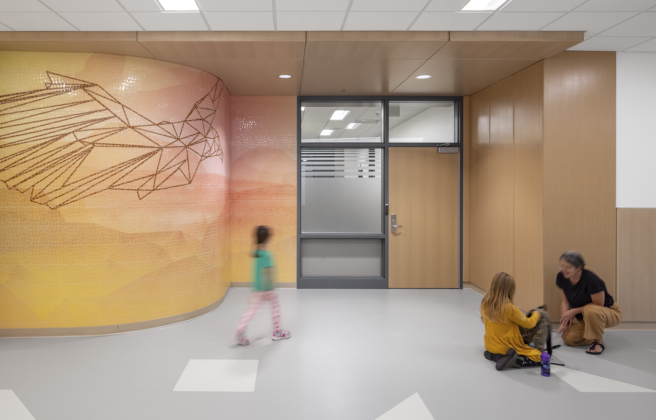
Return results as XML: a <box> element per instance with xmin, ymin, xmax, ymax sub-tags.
<box><xmin>461</xmin><ymin>0</ymin><xmax>510</xmax><ymax>11</ymax></box>
<box><xmin>301</xmin><ymin>107</ymin><xmax>305</xmax><ymax>111</ymax></box>
<box><xmin>330</xmin><ymin>110</ymin><xmax>350</xmax><ymax>120</ymax></box>
<box><xmin>279</xmin><ymin>75</ymin><xmax>292</xmax><ymax>79</ymax></box>
<box><xmin>320</xmin><ymin>130</ymin><xmax>334</xmax><ymax>136</ymax></box>
<box><xmin>346</xmin><ymin>123</ymin><xmax>360</xmax><ymax>129</ymax></box>
<box><xmin>415</xmin><ymin>75</ymin><xmax>432</xmax><ymax>79</ymax></box>
<box><xmin>158</xmin><ymin>0</ymin><xmax>199</xmax><ymax>11</ymax></box>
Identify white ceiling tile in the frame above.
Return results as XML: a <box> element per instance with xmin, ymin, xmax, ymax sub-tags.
<box><xmin>477</xmin><ymin>12</ymin><xmax>564</xmax><ymax>30</ymax></box>
<box><xmin>0</xmin><ymin>0</ymin><xmax>50</xmax><ymax>12</ymax></box>
<box><xmin>575</xmin><ymin>0</ymin><xmax>656</xmax><ymax>12</ymax></box>
<box><xmin>411</xmin><ymin>11</ymin><xmax>491</xmax><ymax>30</ymax></box>
<box><xmin>344</xmin><ymin>12</ymin><xmax>419</xmax><ymax>30</ymax></box>
<box><xmin>59</xmin><ymin>12</ymin><xmax>142</xmax><ymax>30</ymax></box>
<box><xmin>626</xmin><ymin>37</ymin><xmax>656</xmax><ymax>51</ymax></box>
<box><xmin>542</xmin><ymin>12</ymin><xmax>639</xmax><ymax>37</ymax></box>
<box><xmin>276</xmin><ymin>0</ymin><xmax>350</xmax><ymax>11</ymax></box>
<box><xmin>205</xmin><ymin>11</ymin><xmax>274</xmax><ymax>30</ymax></box>
<box><xmin>277</xmin><ymin>11</ymin><xmax>344</xmax><ymax>30</ymax></box>
<box><xmin>351</xmin><ymin>0</ymin><xmax>429</xmax><ymax>12</ymax></box>
<box><xmin>567</xmin><ymin>36</ymin><xmax>651</xmax><ymax>51</ymax></box>
<box><xmin>41</xmin><ymin>0</ymin><xmax>124</xmax><ymax>12</ymax></box>
<box><xmin>119</xmin><ymin>0</ymin><xmax>162</xmax><ymax>12</ymax></box>
<box><xmin>131</xmin><ymin>12</ymin><xmax>208</xmax><ymax>30</ymax></box>
<box><xmin>197</xmin><ymin>0</ymin><xmax>272</xmax><ymax>11</ymax></box>
<box><xmin>425</xmin><ymin>0</ymin><xmax>469</xmax><ymax>11</ymax></box>
<box><xmin>501</xmin><ymin>0</ymin><xmax>587</xmax><ymax>12</ymax></box>
<box><xmin>0</xmin><ymin>21</ymin><xmax>12</xmax><ymax>30</ymax></box>
<box><xmin>0</xmin><ymin>12</ymin><xmax>78</xmax><ymax>30</ymax></box>
<box><xmin>600</xmin><ymin>12</ymin><xmax>656</xmax><ymax>36</ymax></box>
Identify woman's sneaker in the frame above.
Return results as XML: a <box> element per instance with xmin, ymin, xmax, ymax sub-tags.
<box><xmin>272</xmin><ymin>329</ymin><xmax>291</xmax><ymax>341</ymax></box>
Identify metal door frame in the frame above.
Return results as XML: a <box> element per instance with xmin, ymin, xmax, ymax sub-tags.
<box><xmin>297</xmin><ymin>96</ymin><xmax>464</xmax><ymax>289</ymax></box>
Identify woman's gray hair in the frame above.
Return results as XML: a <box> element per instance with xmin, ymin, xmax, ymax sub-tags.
<box><xmin>560</xmin><ymin>250</ymin><xmax>585</xmax><ymax>269</ymax></box>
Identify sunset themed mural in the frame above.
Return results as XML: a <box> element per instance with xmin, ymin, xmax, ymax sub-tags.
<box><xmin>0</xmin><ymin>52</ymin><xmax>232</xmax><ymax>329</ymax></box>
<box><xmin>231</xmin><ymin>97</ymin><xmax>297</xmax><ymax>285</ymax></box>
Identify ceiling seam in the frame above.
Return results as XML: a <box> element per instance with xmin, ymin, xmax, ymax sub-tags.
<box><xmin>388</xmin><ymin>34</ymin><xmax>452</xmax><ymax>95</ymax></box>
<box><xmin>115</xmin><ymin>0</ymin><xmax>147</xmax><ymax>31</ymax></box>
<box><xmin>272</xmin><ymin>0</ymin><xmax>278</xmax><ymax>31</ymax></box>
<box><xmin>36</xmin><ymin>0</ymin><xmax>81</xmax><ymax>31</ymax></box>
<box><xmin>473</xmin><ymin>10</ymin><xmax>497</xmax><ymax>31</ymax></box>
<box><xmin>135</xmin><ymin>33</ymin><xmax>157</xmax><ymax>59</ymax></box>
<box><xmin>298</xmin><ymin>32</ymin><xmax>308</xmax><ymax>96</ymax></box>
<box><xmin>406</xmin><ymin>0</ymin><xmax>432</xmax><ymax>31</ymax></box>
<box><xmin>340</xmin><ymin>0</ymin><xmax>354</xmax><ymax>31</ymax></box>
<box><xmin>194</xmin><ymin>0</ymin><xmax>211</xmax><ymax>31</ymax></box>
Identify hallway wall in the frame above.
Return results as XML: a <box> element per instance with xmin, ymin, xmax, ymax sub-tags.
<box><xmin>230</xmin><ymin>97</ymin><xmax>297</xmax><ymax>285</ymax></box>
<box><xmin>0</xmin><ymin>52</ymin><xmax>232</xmax><ymax>331</ymax></box>
<box><xmin>469</xmin><ymin>63</ymin><xmax>544</xmax><ymax>311</ymax></box>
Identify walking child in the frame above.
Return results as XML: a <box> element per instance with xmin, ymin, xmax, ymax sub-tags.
<box><xmin>234</xmin><ymin>226</ymin><xmax>291</xmax><ymax>346</ymax></box>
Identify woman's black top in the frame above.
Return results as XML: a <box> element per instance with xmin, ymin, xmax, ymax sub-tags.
<box><xmin>556</xmin><ymin>269</ymin><xmax>614</xmax><ymax>319</ymax></box>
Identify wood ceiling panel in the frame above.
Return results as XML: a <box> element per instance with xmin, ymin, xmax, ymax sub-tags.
<box><xmin>437</xmin><ymin>31</ymin><xmax>583</xmax><ymax>60</ymax></box>
<box><xmin>180</xmin><ymin>59</ymin><xmax>303</xmax><ymax>96</ymax></box>
<box><xmin>0</xmin><ymin>31</ymin><xmax>153</xmax><ymax>58</ymax></box>
<box><xmin>300</xmin><ymin>59</ymin><xmax>427</xmax><ymax>96</ymax></box>
<box><xmin>301</xmin><ymin>31</ymin><xmax>448</xmax><ymax>96</ymax></box>
<box><xmin>391</xmin><ymin>59</ymin><xmax>540</xmax><ymax>96</ymax></box>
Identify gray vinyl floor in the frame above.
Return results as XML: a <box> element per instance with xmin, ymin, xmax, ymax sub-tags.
<box><xmin>2</xmin><ymin>288</ymin><xmax>656</xmax><ymax>420</ymax></box>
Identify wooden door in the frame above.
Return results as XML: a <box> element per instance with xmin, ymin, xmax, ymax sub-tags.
<box><xmin>389</xmin><ymin>148</ymin><xmax>459</xmax><ymax>288</ymax></box>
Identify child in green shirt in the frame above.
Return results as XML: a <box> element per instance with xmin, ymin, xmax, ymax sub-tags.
<box><xmin>234</xmin><ymin>226</ymin><xmax>291</xmax><ymax>345</ymax></box>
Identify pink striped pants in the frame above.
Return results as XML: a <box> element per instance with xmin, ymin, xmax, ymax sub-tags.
<box><xmin>235</xmin><ymin>291</ymin><xmax>281</xmax><ymax>336</ymax></box>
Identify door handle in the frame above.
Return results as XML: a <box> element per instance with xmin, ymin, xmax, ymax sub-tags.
<box><xmin>391</xmin><ymin>214</ymin><xmax>403</xmax><ymax>233</ymax></box>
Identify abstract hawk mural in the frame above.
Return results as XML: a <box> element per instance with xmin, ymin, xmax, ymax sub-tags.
<box><xmin>0</xmin><ymin>72</ymin><xmax>224</xmax><ymax>209</ymax></box>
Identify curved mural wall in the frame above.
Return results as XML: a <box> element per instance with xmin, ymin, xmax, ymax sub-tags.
<box><xmin>0</xmin><ymin>52</ymin><xmax>231</xmax><ymax>330</ymax></box>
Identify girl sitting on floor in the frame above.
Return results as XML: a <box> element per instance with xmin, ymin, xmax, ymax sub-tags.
<box><xmin>480</xmin><ymin>272</ymin><xmax>544</xmax><ymax>371</ymax></box>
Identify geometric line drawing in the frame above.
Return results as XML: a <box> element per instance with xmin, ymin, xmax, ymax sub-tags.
<box><xmin>376</xmin><ymin>393</ymin><xmax>435</xmax><ymax>420</ymax></box>
<box><xmin>0</xmin><ymin>72</ymin><xmax>224</xmax><ymax>209</ymax></box>
<box><xmin>552</xmin><ymin>367</ymin><xmax>656</xmax><ymax>393</ymax></box>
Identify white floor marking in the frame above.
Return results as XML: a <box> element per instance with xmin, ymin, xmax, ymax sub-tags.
<box><xmin>376</xmin><ymin>393</ymin><xmax>434</xmax><ymax>420</ymax></box>
<box><xmin>552</xmin><ymin>367</ymin><xmax>656</xmax><ymax>393</ymax></box>
<box><xmin>0</xmin><ymin>390</ymin><xmax>36</xmax><ymax>420</ymax></box>
<box><xmin>646</xmin><ymin>349</ymin><xmax>656</xmax><ymax>354</ymax></box>
<box><xmin>173</xmin><ymin>360</ymin><xmax>259</xmax><ymax>392</ymax></box>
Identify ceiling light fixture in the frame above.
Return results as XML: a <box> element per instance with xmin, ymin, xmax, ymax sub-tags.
<box><xmin>415</xmin><ymin>75</ymin><xmax>432</xmax><ymax>79</ymax></box>
<box><xmin>330</xmin><ymin>110</ymin><xmax>350</xmax><ymax>120</ymax></box>
<box><xmin>158</xmin><ymin>0</ymin><xmax>199</xmax><ymax>11</ymax></box>
<box><xmin>279</xmin><ymin>75</ymin><xmax>292</xmax><ymax>79</ymax></box>
<box><xmin>320</xmin><ymin>130</ymin><xmax>334</xmax><ymax>136</ymax></box>
<box><xmin>301</xmin><ymin>107</ymin><xmax>305</xmax><ymax>111</ymax></box>
<box><xmin>461</xmin><ymin>0</ymin><xmax>510</xmax><ymax>11</ymax></box>
<box><xmin>346</xmin><ymin>123</ymin><xmax>361</xmax><ymax>129</ymax></box>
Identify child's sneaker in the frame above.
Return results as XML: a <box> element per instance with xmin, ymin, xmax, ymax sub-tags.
<box><xmin>234</xmin><ymin>332</ymin><xmax>250</xmax><ymax>346</ymax></box>
<box><xmin>272</xmin><ymin>329</ymin><xmax>291</xmax><ymax>341</ymax></box>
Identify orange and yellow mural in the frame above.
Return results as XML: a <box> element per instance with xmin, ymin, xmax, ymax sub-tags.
<box><xmin>0</xmin><ymin>52</ymin><xmax>231</xmax><ymax>329</ymax></box>
<box><xmin>231</xmin><ymin>97</ymin><xmax>296</xmax><ymax>284</ymax></box>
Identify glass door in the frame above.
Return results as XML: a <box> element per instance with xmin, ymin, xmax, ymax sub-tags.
<box><xmin>297</xmin><ymin>97</ymin><xmax>463</xmax><ymax>289</ymax></box>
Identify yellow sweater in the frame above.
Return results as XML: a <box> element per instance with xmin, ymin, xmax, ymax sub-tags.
<box><xmin>482</xmin><ymin>303</ymin><xmax>542</xmax><ymax>362</ymax></box>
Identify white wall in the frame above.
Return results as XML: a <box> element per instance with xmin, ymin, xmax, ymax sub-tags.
<box><xmin>617</xmin><ymin>52</ymin><xmax>656</xmax><ymax>208</ymax></box>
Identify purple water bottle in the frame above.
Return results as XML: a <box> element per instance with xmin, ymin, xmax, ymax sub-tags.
<box><xmin>541</xmin><ymin>352</ymin><xmax>551</xmax><ymax>377</ymax></box>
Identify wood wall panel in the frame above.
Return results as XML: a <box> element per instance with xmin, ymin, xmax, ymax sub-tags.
<box><xmin>543</xmin><ymin>52</ymin><xmax>617</xmax><ymax>318</ymax></box>
<box><xmin>617</xmin><ymin>209</ymin><xmax>656</xmax><ymax>321</ymax></box>
<box><xmin>513</xmin><ymin>63</ymin><xmax>544</xmax><ymax>310</ymax></box>
<box><xmin>489</xmin><ymin>77</ymin><xmax>515</xmax><ymax>277</ymax></box>
<box><xmin>463</xmin><ymin>96</ymin><xmax>471</xmax><ymax>285</ymax></box>
<box><xmin>469</xmin><ymin>88</ymin><xmax>491</xmax><ymax>292</ymax></box>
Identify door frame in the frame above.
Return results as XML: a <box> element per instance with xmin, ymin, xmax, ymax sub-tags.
<box><xmin>296</xmin><ymin>96</ymin><xmax>464</xmax><ymax>289</ymax></box>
